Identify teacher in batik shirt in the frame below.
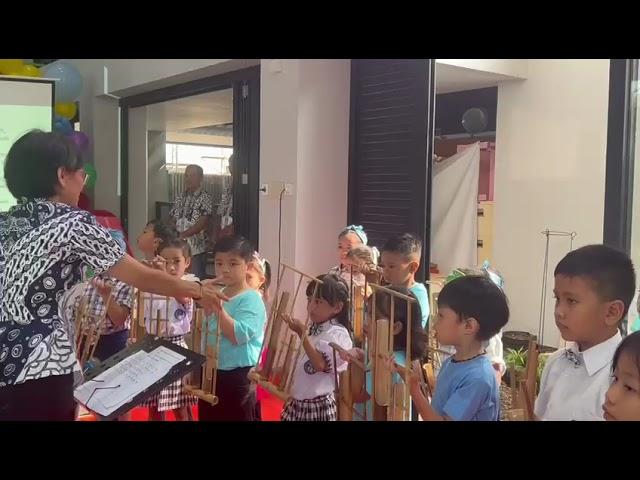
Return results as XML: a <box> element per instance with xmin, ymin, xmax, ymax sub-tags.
<box><xmin>0</xmin><ymin>131</ymin><xmax>226</xmax><ymax>421</ymax></box>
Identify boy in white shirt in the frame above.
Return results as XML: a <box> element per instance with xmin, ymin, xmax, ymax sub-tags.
<box><xmin>535</xmin><ymin>244</ymin><xmax>636</xmax><ymax>421</ymax></box>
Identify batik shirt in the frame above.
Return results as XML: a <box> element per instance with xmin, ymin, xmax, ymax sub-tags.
<box><xmin>0</xmin><ymin>199</ymin><xmax>125</xmax><ymax>387</ymax></box>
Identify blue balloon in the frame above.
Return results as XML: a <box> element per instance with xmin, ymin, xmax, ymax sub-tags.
<box><xmin>53</xmin><ymin>116</ymin><xmax>73</xmax><ymax>135</ymax></box>
<box><xmin>42</xmin><ymin>62</ymin><xmax>83</xmax><ymax>103</ymax></box>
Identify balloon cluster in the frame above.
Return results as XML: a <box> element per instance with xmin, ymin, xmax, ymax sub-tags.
<box><xmin>0</xmin><ymin>60</ymin><xmax>83</xmax><ymax>114</ymax></box>
<box><xmin>0</xmin><ymin>60</ymin><xmax>98</xmax><ymax>189</ymax></box>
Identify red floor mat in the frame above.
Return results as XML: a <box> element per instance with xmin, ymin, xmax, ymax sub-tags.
<box><xmin>78</xmin><ymin>394</ymin><xmax>284</xmax><ymax>421</ymax></box>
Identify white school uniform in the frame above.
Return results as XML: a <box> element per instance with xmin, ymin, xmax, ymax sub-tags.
<box><xmin>534</xmin><ymin>331</ymin><xmax>621</xmax><ymax>421</ymax></box>
<box><xmin>141</xmin><ymin>274</ymin><xmax>197</xmax><ymax>337</ymax></box>
<box><xmin>484</xmin><ymin>332</ymin><xmax>506</xmax><ymax>376</ymax></box>
<box><xmin>142</xmin><ymin>294</ymin><xmax>193</xmax><ymax>337</ymax></box>
<box><xmin>290</xmin><ymin>319</ymin><xmax>353</xmax><ymax>401</ymax></box>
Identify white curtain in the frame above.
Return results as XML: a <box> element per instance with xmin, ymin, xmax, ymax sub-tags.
<box><xmin>431</xmin><ymin>143</ymin><xmax>480</xmax><ymax>276</ymax></box>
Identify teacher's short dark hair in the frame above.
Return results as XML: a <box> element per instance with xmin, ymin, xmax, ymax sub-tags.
<box><xmin>4</xmin><ymin>130</ymin><xmax>84</xmax><ymax>200</ymax></box>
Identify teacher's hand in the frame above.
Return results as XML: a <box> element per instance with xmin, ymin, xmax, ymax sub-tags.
<box><xmin>149</xmin><ymin>256</ymin><xmax>167</xmax><ymax>272</ymax></box>
<box><xmin>198</xmin><ymin>284</ymin><xmax>229</xmax><ymax>313</ymax></box>
<box><xmin>201</xmin><ymin>276</ymin><xmax>226</xmax><ymax>288</ymax></box>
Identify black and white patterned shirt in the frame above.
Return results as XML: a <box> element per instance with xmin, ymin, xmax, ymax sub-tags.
<box><xmin>170</xmin><ymin>188</ymin><xmax>213</xmax><ymax>256</ymax></box>
<box><xmin>74</xmin><ymin>277</ymin><xmax>133</xmax><ymax>335</ymax></box>
<box><xmin>216</xmin><ymin>175</ymin><xmax>233</xmax><ymax>227</ymax></box>
<box><xmin>0</xmin><ymin>200</ymin><xmax>125</xmax><ymax>387</ymax></box>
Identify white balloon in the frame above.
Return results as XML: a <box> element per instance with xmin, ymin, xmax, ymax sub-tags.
<box><xmin>42</xmin><ymin>62</ymin><xmax>83</xmax><ymax>103</ymax></box>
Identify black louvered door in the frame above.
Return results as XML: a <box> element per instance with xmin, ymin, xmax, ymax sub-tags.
<box><xmin>348</xmin><ymin>59</ymin><xmax>436</xmax><ymax>281</ymax></box>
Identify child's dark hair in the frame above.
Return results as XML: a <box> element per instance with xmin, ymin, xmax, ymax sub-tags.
<box><xmin>438</xmin><ymin>275</ymin><xmax>509</xmax><ymax>341</ymax></box>
<box><xmin>306</xmin><ymin>273</ymin><xmax>351</xmax><ymax>332</ymax></box>
<box><xmin>554</xmin><ymin>244</ymin><xmax>636</xmax><ymax>318</ymax></box>
<box><xmin>612</xmin><ymin>331</ymin><xmax>640</xmax><ymax>376</ymax></box>
<box><xmin>372</xmin><ymin>286</ymin><xmax>427</xmax><ymax>360</ymax></box>
<box><xmin>254</xmin><ymin>257</ymin><xmax>272</xmax><ymax>300</ymax></box>
<box><xmin>159</xmin><ymin>237</ymin><xmax>191</xmax><ymax>258</ymax></box>
<box><xmin>147</xmin><ymin>219</ymin><xmax>178</xmax><ymax>254</ymax></box>
<box><xmin>263</xmin><ymin>259</ymin><xmax>272</xmax><ymax>292</ymax></box>
<box><xmin>381</xmin><ymin>233</ymin><xmax>423</xmax><ymax>260</ymax></box>
<box><xmin>213</xmin><ymin>235</ymin><xmax>254</xmax><ymax>262</ymax></box>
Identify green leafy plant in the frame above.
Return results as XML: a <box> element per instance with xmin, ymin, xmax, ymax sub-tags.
<box><xmin>505</xmin><ymin>347</ymin><xmax>527</xmax><ymax>372</ymax></box>
<box><xmin>536</xmin><ymin>353</ymin><xmax>551</xmax><ymax>392</ymax></box>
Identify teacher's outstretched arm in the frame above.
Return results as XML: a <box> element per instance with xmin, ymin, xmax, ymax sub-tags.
<box><xmin>108</xmin><ymin>254</ymin><xmax>227</xmax><ymax>311</ymax></box>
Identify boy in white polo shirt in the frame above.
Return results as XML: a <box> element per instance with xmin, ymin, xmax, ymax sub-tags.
<box><xmin>535</xmin><ymin>244</ymin><xmax>635</xmax><ymax>421</ymax></box>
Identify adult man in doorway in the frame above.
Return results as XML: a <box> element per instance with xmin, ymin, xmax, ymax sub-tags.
<box><xmin>170</xmin><ymin>164</ymin><xmax>213</xmax><ymax>279</ymax></box>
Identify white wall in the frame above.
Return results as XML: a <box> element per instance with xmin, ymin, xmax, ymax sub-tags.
<box><xmin>259</xmin><ymin>60</ymin><xmax>350</xmax><ymax>299</ymax></box>
<box><xmin>259</xmin><ymin>60</ymin><xmax>300</xmax><ymax>285</ymax></box>
<box><xmin>147</xmin><ymin>130</ymin><xmax>168</xmax><ymax>221</ymax></box>
<box><xmin>437</xmin><ymin>59</ymin><xmax>528</xmax><ymax>79</ymax></box>
<box><xmin>295</xmin><ymin>60</ymin><xmax>351</xmax><ymax>276</ymax></box>
<box><xmin>493</xmin><ymin>59</ymin><xmax>610</xmax><ymax>347</ymax></box>
<box><xmin>128</xmin><ymin>106</ymin><xmax>148</xmax><ymax>258</ymax></box>
<box><xmin>92</xmin><ymin>95</ymin><xmax>120</xmax><ymax>214</ymax></box>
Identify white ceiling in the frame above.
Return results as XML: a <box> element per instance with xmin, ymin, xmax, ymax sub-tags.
<box><xmin>166</xmin><ymin>131</ymin><xmax>232</xmax><ymax>147</ymax></box>
<box><xmin>145</xmin><ymin>63</ymin><xmax>515</xmax><ymax>134</ymax></box>
<box><xmin>436</xmin><ymin>63</ymin><xmax>516</xmax><ymax>94</ymax></box>
<box><xmin>146</xmin><ymin>88</ymin><xmax>233</xmax><ymax>132</ymax></box>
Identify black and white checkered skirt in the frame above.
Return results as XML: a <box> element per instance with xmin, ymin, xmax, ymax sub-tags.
<box><xmin>141</xmin><ymin>335</ymin><xmax>196</xmax><ymax>412</ymax></box>
<box><xmin>281</xmin><ymin>393</ymin><xmax>337</xmax><ymax>421</ymax></box>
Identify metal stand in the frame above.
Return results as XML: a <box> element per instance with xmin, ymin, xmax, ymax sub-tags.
<box><xmin>538</xmin><ymin>229</ymin><xmax>577</xmax><ymax>347</ymax></box>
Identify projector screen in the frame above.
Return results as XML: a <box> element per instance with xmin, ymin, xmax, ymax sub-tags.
<box><xmin>0</xmin><ymin>77</ymin><xmax>54</xmax><ymax>211</ymax></box>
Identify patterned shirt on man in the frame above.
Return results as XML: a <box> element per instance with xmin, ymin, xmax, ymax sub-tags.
<box><xmin>170</xmin><ymin>188</ymin><xmax>213</xmax><ymax>256</ymax></box>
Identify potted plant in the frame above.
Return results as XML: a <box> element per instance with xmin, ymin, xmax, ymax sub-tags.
<box><xmin>504</xmin><ymin>347</ymin><xmax>553</xmax><ymax>393</ymax></box>
<box><xmin>536</xmin><ymin>353</ymin><xmax>551</xmax><ymax>394</ymax></box>
<box><xmin>504</xmin><ymin>347</ymin><xmax>528</xmax><ymax>386</ymax></box>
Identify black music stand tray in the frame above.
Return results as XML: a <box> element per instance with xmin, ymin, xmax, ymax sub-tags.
<box><xmin>75</xmin><ymin>334</ymin><xmax>205</xmax><ymax>420</ymax></box>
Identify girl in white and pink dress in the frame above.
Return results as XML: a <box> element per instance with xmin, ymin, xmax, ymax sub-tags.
<box><xmin>140</xmin><ymin>238</ymin><xmax>197</xmax><ymax>421</ymax></box>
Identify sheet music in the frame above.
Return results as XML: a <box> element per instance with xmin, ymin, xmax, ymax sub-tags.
<box><xmin>74</xmin><ymin>346</ymin><xmax>186</xmax><ymax>416</ymax></box>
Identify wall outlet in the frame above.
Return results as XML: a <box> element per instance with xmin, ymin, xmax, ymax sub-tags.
<box><xmin>268</xmin><ymin>181</ymin><xmax>294</xmax><ymax>197</ymax></box>
<box><xmin>260</xmin><ymin>183</ymin><xmax>269</xmax><ymax>196</ymax></box>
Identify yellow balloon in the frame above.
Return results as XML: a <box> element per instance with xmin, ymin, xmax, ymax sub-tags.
<box><xmin>0</xmin><ymin>59</ymin><xmax>24</xmax><ymax>74</ymax></box>
<box><xmin>4</xmin><ymin>68</ymin><xmax>23</xmax><ymax>76</ymax></box>
<box><xmin>3</xmin><ymin>64</ymin><xmax>41</xmax><ymax>77</ymax></box>
<box><xmin>55</xmin><ymin>102</ymin><xmax>77</xmax><ymax>120</ymax></box>
<box><xmin>20</xmin><ymin>64</ymin><xmax>42</xmax><ymax>77</ymax></box>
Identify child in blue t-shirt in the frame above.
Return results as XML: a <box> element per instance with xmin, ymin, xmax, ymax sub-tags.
<box><xmin>405</xmin><ymin>275</ymin><xmax>509</xmax><ymax>421</ymax></box>
<box><xmin>199</xmin><ymin>236</ymin><xmax>266</xmax><ymax>421</ymax></box>
<box><xmin>379</xmin><ymin>233</ymin><xmax>430</xmax><ymax>330</ymax></box>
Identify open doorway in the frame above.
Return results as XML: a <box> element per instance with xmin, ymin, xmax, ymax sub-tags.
<box><xmin>146</xmin><ymin>88</ymin><xmax>233</xmax><ymax>239</ymax></box>
<box><xmin>120</xmin><ymin>66</ymin><xmax>260</xmax><ymax>276</ymax></box>
<box><xmin>431</xmin><ymin>85</ymin><xmax>497</xmax><ymax>278</ymax></box>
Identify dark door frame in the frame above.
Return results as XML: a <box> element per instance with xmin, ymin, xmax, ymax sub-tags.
<box><xmin>603</xmin><ymin>59</ymin><xmax>638</xmax><ymax>254</ymax></box>
<box><xmin>118</xmin><ymin>65</ymin><xmax>261</xmax><ymax>246</ymax></box>
<box><xmin>603</xmin><ymin>59</ymin><xmax>639</xmax><ymax>336</ymax></box>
